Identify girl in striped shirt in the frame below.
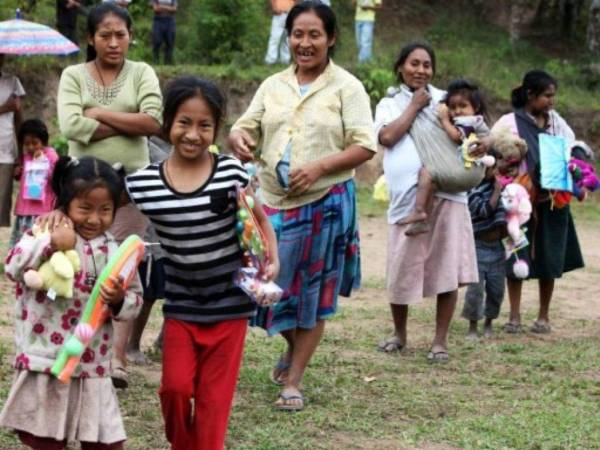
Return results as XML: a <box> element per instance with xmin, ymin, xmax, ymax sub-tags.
<box><xmin>125</xmin><ymin>76</ymin><xmax>279</xmax><ymax>450</ymax></box>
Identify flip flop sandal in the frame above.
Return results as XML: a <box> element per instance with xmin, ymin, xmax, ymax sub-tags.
<box><xmin>405</xmin><ymin>220</ymin><xmax>430</xmax><ymax>236</ymax></box>
<box><xmin>427</xmin><ymin>349</ymin><xmax>449</xmax><ymax>363</ymax></box>
<box><xmin>502</xmin><ymin>322</ymin><xmax>524</xmax><ymax>334</ymax></box>
<box><xmin>377</xmin><ymin>336</ymin><xmax>405</xmax><ymax>353</ymax></box>
<box><xmin>270</xmin><ymin>357</ymin><xmax>291</xmax><ymax>386</ymax></box>
<box><xmin>530</xmin><ymin>321</ymin><xmax>552</xmax><ymax>334</ymax></box>
<box><xmin>275</xmin><ymin>392</ymin><xmax>304</xmax><ymax>412</ymax></box>
<box><xmin>111</xmin><ymin>363</ymin><xmax>129</xmax><ymax>389</ymax></box>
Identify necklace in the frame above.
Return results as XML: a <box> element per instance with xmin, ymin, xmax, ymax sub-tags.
<box><xmin>90</xmin><ymin>59</ymin><xmax>126</xmax><ymax>105</ymax></box>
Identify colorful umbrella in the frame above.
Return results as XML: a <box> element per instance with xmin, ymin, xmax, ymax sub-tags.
<box><xmin>0</xmin><ymin>10</ymin><xmax>79</xmax><ymax>55</ymax></box>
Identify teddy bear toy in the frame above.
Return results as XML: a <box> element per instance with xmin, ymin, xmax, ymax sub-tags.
<box><xmin>501</xmin><ymin>183</ymin><xmax>532</xmax><ymax>279</ymax></box>
<box><xmin>491</xmin><ymin>126</ymin><xmax>528</xmax><ymax>185</ymax></box>
<box><xmin>23</xmin><ymin>225</ymin><xmax>80</xmax><ymax>300</ymax></box>
<box><xmin>568</xmin><ymin>158</ymin><xmax>600</xmax><ymax>201</ymax></box>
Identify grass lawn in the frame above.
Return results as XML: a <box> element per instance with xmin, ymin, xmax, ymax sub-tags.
<box><xmin>0</xmin><ymin>185</ymin><xmax>598</xmax><ymax>449</ymax></box>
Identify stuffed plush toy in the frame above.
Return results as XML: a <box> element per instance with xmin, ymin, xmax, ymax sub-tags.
<box><xmin>568</xmin><ymin>157</ymin><xmax>600</xmax><ymax>201</ymax></box>
<box><xmin>501</xmin><ymin>183</ymin><xmax>532</xmax><ymax>279</ymax></box>
<box><xmin>23</xmin><ymin>225</ymin><xmax>80</xmax><ymax>300</ymax></box>
<box><xmin>491</xmin><ymin>126</ymin><xmax>528</xmax><ymax>181</ymax></box>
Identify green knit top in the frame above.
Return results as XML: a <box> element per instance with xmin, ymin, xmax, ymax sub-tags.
<box><xmin>57</xmin><ymin>60</ymin><xmax>163</xmax><ymax>174</ymax></box>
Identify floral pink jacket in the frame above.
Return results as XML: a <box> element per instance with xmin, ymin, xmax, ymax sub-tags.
<box><xmin>5</xmin><ymin>230</ymin><xmax>142</xmax><ymax>378</ymax></box>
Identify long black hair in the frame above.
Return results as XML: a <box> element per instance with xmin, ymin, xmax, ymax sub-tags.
<box><xmin>511</xmin><ymin>70</ymin><xmax>557</xmax><ymax>109</ymax></box>
<box><xmin>51</xmin><ymin>156</ymin><xmax>124</xmax><ymax>215</ymax></box>
<box><xmin>393</xmin><ymin>42</ymin><xmax>436</xmax><ymax>83</ymax></box>
<box><xmin>162</xmin><ymin>76</ymin><xmax>226</xmax><ymax>141</ymax></box>
<box><xmin>86</xmin><ymin>3</ymin><xmax>132</xmax><ymax>62</ymax></box>
<box><xmin>285</xmin><ymin>1</ymin><xmax>338</xmax><ymax>57</ymax></box>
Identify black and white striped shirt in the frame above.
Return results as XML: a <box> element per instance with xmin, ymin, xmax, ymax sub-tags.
<box><xmin>125</xmin><ymin>154</ymin><xmax>255</xmax><ymax>323</ymax></box>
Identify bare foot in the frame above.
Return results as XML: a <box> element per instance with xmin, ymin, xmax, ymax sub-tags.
<box><xmin>126</xmin><ymin>348</ymin><xmax>149</xmax><ymax>366</ymax></box>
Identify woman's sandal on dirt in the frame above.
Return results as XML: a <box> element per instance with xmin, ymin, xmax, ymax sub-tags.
<box><xmin>275</xmin><ymin>390</ymin><xmax>304</xmax><ymax>412</ymax></box>
<box><xmin>427</xmin><ymin>349</ymin><xmax>449</xmax><ymax>363</ymax></box>
<box><xmin>502</xmin><ymin>322</ymin><xmax>524</xmax><ymax>334</ymax></box>
<box><xmin>377</xmin><ymin>336</ymin><xmax>405</xmax><ymax>353</ymax></box>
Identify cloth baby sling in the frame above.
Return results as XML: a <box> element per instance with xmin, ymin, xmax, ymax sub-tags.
<box><xmin>396</xmin><ymin>85</ymin><xmax>485</xmax><ymax>192</ymax></box>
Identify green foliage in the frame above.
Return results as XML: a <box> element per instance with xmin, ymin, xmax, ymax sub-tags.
<box><xmin>354</xmin><ymin>65</ymin><xmax>395</xmax><ymax>107</ymax></box>
<box><xmin>51</xmin><ymin>135</ymin><xmax>69</xmax><ymax>156</ymax></box>
<box><xmin>179</xmin><ymin>0</ymin><xmax>270</xmax><ymax>66</ymax></box>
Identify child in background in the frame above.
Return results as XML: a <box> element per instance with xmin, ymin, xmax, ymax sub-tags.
<box><xmin>125</xmin><ymin>76</ymin><xmax>279</xmax><ymax>450</ymax></box>
<box><xmin>0</xmin><ymin>156</ymin><xmax>142</xmax><ymax>450</ymax></box>
<box><xmin>10</xmin><ymin>119</ymin><xmax>59</xmax><ymax>247</ymax></box>
<box><xmin>404</xmin><ymin>79</ymin><xmax>490</xmax><ymax>236</ymax></box>
<box><xmin>462</xmin><ymin>157</ymin><xmax>506</xmax><ymax>339</ymax></box>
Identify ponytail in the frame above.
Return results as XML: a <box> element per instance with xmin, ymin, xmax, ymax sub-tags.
<box><xmin>511</xmin><ymin>70</ymin><xmax>557</xmax><ymax>109</ymax></box>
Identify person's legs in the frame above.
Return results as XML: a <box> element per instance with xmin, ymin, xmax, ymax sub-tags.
<box><xmin>276</xmin><ymin>321</ymin><xmax>325</xmax><ymax>410</ymax></box>
<box><xmin>483</xmin><ymin>251</ymin><xmax>506</xmax><ymax>337</ymax></box>
<box><xmin>271</xmin><ymin>328</ymin><xmax>295</xmax><ymax>384</ymax></box>
<box><xmin>358</xmin><ymin>20</ymin><xmax>375</xmax><ymax>62</ymax></box>
<box><xmin>265</xmin><ymin>14</ymin><xmax>285</xmax><ymax>64</ymax></box>
<box><xmin>193</xmin><ymin>319</ymin><xmax>247</xmax><ymax>450</ymax></box>
<box><xmin>404</xmin><ymin>167</ymin><xmax>433</xmax><ymax>235</ymax></box>
<box><xmin>159</xmin><ymin>319</ymin><xmax>197</xmax><ymax>450</ymax></box>
<box><xmin>126</xmin><ymin>300</ymin><xmax>155</xmax><ymax>364</ymax></box>
<box><xmin>151</xmin><ymin>18</ymin><xmax>162</xmax><ymax>64</ymax></box>
<box><xmin>429</xmin><ymin>290</ymin><xmax>457</xmax><ymax>360</ymax></box>
<box><xmin>377</xmin><ymin>304</ymin><xmax>408</xmax><ymax>352</ymax></box>
<box><xmin>80</xmin><ymin>440</ymin><xmax>125</xmax><ymax>450</ymax></box>
<box><xmin>112</xmin><ymin>320</ymin><xmax>134</xmax><ymax>388</ymax></box>
<box><xmin>506</xmin><ymin>278</ymin><xmax>523</xmax><ymax>329</ymax></box>
<box><xmin>17</xmin><ymin>431</ymin><xmax>66</xmax><ymax>450</ymax></box>
<box><xmin>533</xmin><ymin>278</ymin><xmax>555</xmax><ymax>332</ymax></box>
<box><xmin>164</xmin><ymin>18</ymin><xmax>175</xmax><ymax>65</ymax></box>
<box><xmin>463</xmin><ymin>280</ymin><xmax>484</xmax><ymax>339</ymax></box>
<box><xmin>0</xmin><ymin>163</ymin><xmax>14</xmax><ymax>227</ymax></box>
<box><xmin>278</xmin><ymin>13</ymin><xmax>290</xmax><ymax>64</ymax></box>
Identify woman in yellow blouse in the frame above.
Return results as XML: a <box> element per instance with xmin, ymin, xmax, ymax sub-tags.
<box><xmin>230</xmin><ymin>1</ymin><xmax>376</xmax><ymax>411</ymax></box>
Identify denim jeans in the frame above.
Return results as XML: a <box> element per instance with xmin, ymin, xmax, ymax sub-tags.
<box><xmin>462</xmin><ymin>239</ymin><xmax>506</xmax><ymax>321</ymax></box>
<box><xmin>265</xmin><ymin>13</ymin><xmax>290</xmax><ymax>65</ymax></box>
<box><xmin>355</xmin><ymin>20</ymin><xmax>374</xmax><ymax>63</ymax></box>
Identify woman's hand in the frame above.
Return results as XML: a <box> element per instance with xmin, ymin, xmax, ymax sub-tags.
<box><xmin>288</xmin><ymin>161</ymin><xmax>325</xmax><ymax>196</ymax></box>
<box><xmin>36</xmin><ymin>210</ymin><xmax>73</xmax><ymax>232</ymax></box>
<box><xmin>410</xmin><ymin>87</ymin><xmax>431</xmax><ymax>112</ymax></box>
<box><xmin>229</xmin><ymin>130</ymin><xmax>256</xmax><ymax>162</ymax></box>
<box><xmin>437</xmin><ymin>102</ymin><xmax>450</xmax><ymax>121</ymax></box>
<box><xmin>51</xmin><ymin>226</ymin><xmax>76</xmax><ymax>252</ymax></box>
<box><xmin>100</xmin><ymin>275</ymin><xmax>125</xmax><ymax>306</ymax></box>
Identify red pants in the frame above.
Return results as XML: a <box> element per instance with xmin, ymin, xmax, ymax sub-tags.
<box><xmin>17</xmin><ymin>431</ymin><xmax>124</xmax><ymax>450</ymax></box>
<box><xmin>159</xmin><ymin>318</ymin><xmax>247</xmax><ymax>450</ymax></box>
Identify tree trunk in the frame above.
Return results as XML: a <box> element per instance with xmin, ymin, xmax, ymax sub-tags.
<box><xmin>588</xmin><ymin>0</ymin><xmax>600</xmax><ymax>55</ymax></box>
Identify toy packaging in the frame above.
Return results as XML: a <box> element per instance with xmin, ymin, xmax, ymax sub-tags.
<box><xmin>234</xmin><ymin>185</ymin><xmax>282</xmax><ymax>306</ymax></box>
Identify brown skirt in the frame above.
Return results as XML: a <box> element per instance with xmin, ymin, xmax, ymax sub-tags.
<box><xmin>0</xmin><ymin>371</ymin><xmax>126</xmax><ymax>444</ymax></box>
<box><xmin>387</xmin><ymin>198</ymin><xmax>478</xmax><ymax>304</ymax></box>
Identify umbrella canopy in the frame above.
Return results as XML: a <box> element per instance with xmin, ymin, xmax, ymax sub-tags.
<box><xmin>0</xmin><ymin>17</ymin><xmax>79</xmax><ymax>55</ymax></box>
